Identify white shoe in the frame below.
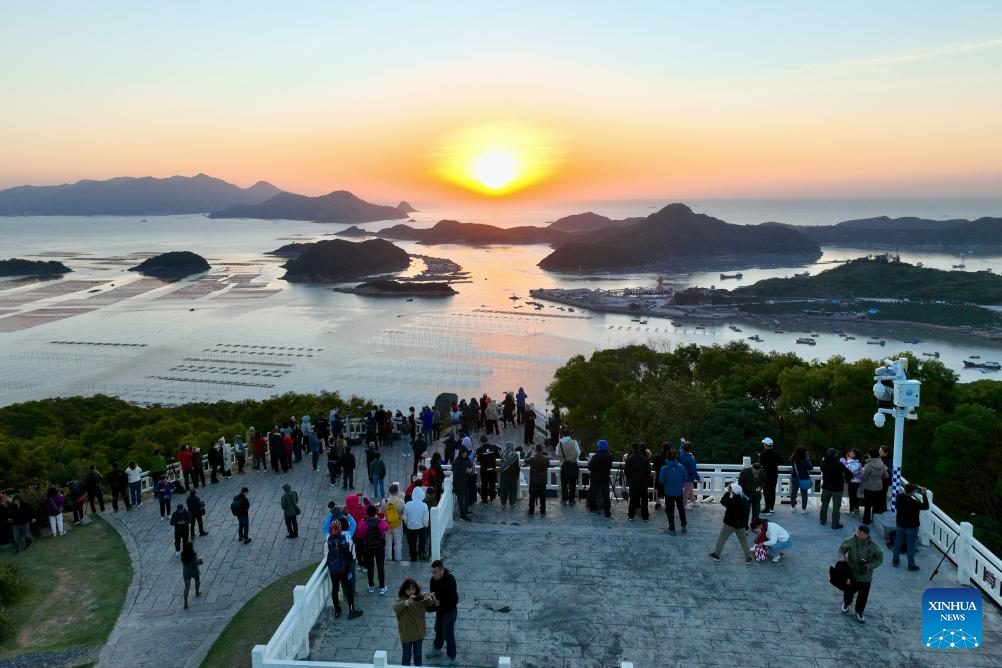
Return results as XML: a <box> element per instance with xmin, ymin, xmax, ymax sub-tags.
<box><xmin>771</xmin><ymin>555</ymin><xmax>781</xmax><ymax>562</ymax></box>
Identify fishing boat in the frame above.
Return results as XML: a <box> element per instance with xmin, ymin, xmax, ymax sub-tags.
<box><xmin>729</xmin><ymin>325</ymin><xmax>743</xmax><ymax>332</ymax></box>
<box><xmin>774</xmin><ymin>329</ymin><xmax>784</xmax><ymax>334</ymax></box>
<box><xmin>866</xmin><ymin>340</ymin><xmax>886</xmax><ymax>346</ymax></box>
<box><xmin>810</xmin><ymin>333</ymin><xmax>819</xmax><ymax>337</ymax></box>
<box><xmin>568</xmin><ymin>307</ymin><xmax>575</xmax><ymax>312</ymax></box>
<box><xmin>720</xmin><ymin>272</ymin><xmax>743</xmax><ymax>280</ymax></box>
<box><xmin>922</xmin><ymin>351</ymin><xmax>940</xmax><ymax>358</ymax></box>
<box><xmin>509</xmin><ymin>294</ymin><xmax>520</xmax><ymax>300</ymax></box>
<box><xmin>964</xmin><ymin>360</ymin><xmax>1001</xmax><ymax>370</ymax></box>
<box><xmin>844</xmin><ymin>336</ymin><xmax>856</xmax><ymax>340</ymax></box>
<box><xmin>795</xmin><ymin>337</ymin><xmax>816</xmax><ymax>345</ymax></box>
<box><xmin>903</xmin><ymin>338</ymin><xmax>921</xmax><ymax>344</ymax></box>
<box><xmin>747</xmin><ymin>335</ymin><xmax>763</xmax><ymax>342</ymax></box>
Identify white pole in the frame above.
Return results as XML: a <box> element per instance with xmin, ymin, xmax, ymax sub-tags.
<box><xmin>890</xmin><ymin>407</ymin><xmax>905</xmax><ymax>513</ymax></box>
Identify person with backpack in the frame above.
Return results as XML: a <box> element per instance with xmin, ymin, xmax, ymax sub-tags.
<box><xmin>658</xmin><ymin>450</ymin><xmax>687</xmax><ymax>535</ymax></box>
<box><xmin>126</xmin><ymin>460</ymin><xmax>143</xmax><ymax>506</ymax></box>
<box><xmin>341</xmin><ymin>447</ymin><xmax>356</xmax><ymax>489</ymax></box>
<box><xmin>788</xmin><ymin>447</ymin><xmax>814</xmax><ymax>513</ymax></box>
<box><xmin>233</xmin><ymin>434</ymin><xmax>247</xmax><ymax>474</ymax></box>
<box><xmin>232</xmin><ymin>487</ymin><xmax>251</xmax><ymax>544</ymax></box>
<box><xmin>403</xmin><ymin>486</ymin><xmax>430</xmax><ymax>561</ymax></box>
<box><xmin>326</xmin><ymin>516</ymin><xmax>363</xmax><ymax>620</ymax></box>
<box><xmin>709</xmin><ymin>482</ymin><xmax>752</xmax><ymax>564</ymax></box>
<box><xmin>85</xmin><ymin>464</ymin><xmax>106</xmax><ymax>513</ymax></box>
<box><xmin>524</xmin><ymin>443</ymin><xmax>550</xmax><ymax>518</ymax></box>
<box><xmin>426</xmin><ymin>560</ymin><xmax>460</xmax><ymax>666</ymax></box>
<box><xmin>838</xmin><ymin>524</ymin><xmax>884</xmax><ymax>623</ymax></box>
<box><xmin>385</xmin><ymin>484</ymin><xmax>405</xmax><ymax>561</ymax></box>
<box><xmin>358</xmin><ymin>505</ymin><xmax>389</xmax><ymax>594</ymax></box>
<box><xmin>170</xmin><ymin>503</ymin><xmax>191</xmax><ymax>552</ymax></box>
<box><xmin>819</xmin><ymin>448</ymin><xmax>848</xmax><ymax>530</ymax></box>
<box><xmin>154</xmin><ymin>475</ymin><xmax>174</xmax><ymax>519</ymax></box>
<box><xmin>759</xmin><ymin>437</ymin><xmax>781</xmax><ymax>515</ymax></box>
<box><xmin>180</xmin><ymin>541</ymin><xmax>202</xmax><ymax>609</ymax></box>
<box><xmin>369</xmin><ymin>452</ymin><xmax>387</xmax><ymax>500</ymax></box>
<box><xmin>556</xmin><ymin>429</ymin><xmax>581</xmax><ymax>506</ymax></box>
<box><xmin>280</xmin><ymin>484</ymin><xmax>300</xmax><ymax>538</ymax></box>
<box><xmin>326</xmin><ymin>438</ymin><xmax>342</xmax><ymax>487</ymax></box>
<box><xmin>108</xmin><ymin>462</ymin><xmax>131</xmax><ymax>512</ymax></box>
<box><xmin>498</xmin><ymin>442</ymin><xmax>521</xmax><ymax>508</ymax></box>
<box><xmin>187</xmin><ymin>489</ymin><xmax>209</xmax><ymax>539</ymax></box>
<box><xmin>587</xmin><ymin>439</ymin><xmax>613</xmax><ymax>518</ymax></box>
<box><xmin>624</xmin><ymin>442</ymin><xmax>651</xmax><ymax>521</ymax></box>
<box><xmin>45</xmin><ymin>487</ymin><xmax>67</xmax><ymax>537</ymax></box>
<box><xmin>393</xmin><ymin>577</ymin><xmax>437</xmax><ymax>666</ymax></box>
<box><xmin>891</xmin><ymin>483</ymin><xmax>929</xmax><ymax>571</ymax></box>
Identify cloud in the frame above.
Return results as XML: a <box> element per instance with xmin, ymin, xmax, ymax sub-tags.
<box><xmin>827</xmin><ymin>37</ymin><xmax>1002</xmax><ymax>70</ymax></box>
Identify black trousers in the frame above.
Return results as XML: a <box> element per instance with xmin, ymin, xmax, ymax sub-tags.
<box><xmin>480</xmin><ymin>470</ymin><xmax>497</xmax><ymax>502</ymax></box>
<box><xmin>111</xmin><ymin>487</ymin><xmax>130</xmax><ymax>511</ymax></box>
<box><xmin>364</xmin><ymin>548</ymin><xmax>386</xmax><ymax>587</ymax></box>
<box><xmin>174</xmin><ymin>528</ymin><xmax>189</xmax><ymax>551</ymax></box>
<box><xmin>528</xmin><ymin>481</ymin><xmax>546</xmax><ymax>515</ymax></box>
<box><xmin>664</xmin><ymin>495</ymin><xmax>687</xmax><ymax>531</ymax></box>
<box><xmin>87</xmin><ymin>488</ymin><xmax>105</xmax><ymax>513</ymax></box>
<box><xmin>189</xmin><ymin>514</ymin><xmax>206</xmax><ymax>538</ymax></box>
<box><xmin>628</xmin><ymin>486</ymin><xmax>649</xmax><ymax>520</ymax></box>
<box><xmin>285</xmin><ymin>515</ymin><xmax>299</xmax><ymax>537</ymax></box>
<box><xmin>405</xmin><ymin>527</ymin><xmax>427</xmax><ymax>561</ymax></box>
<box><xmin>763</xmin><ymin>475</ymin><xmax>778</xmax><ymax>512</ymax></box>
<box><xmin>342</xmin><ymin>468</ymin><xmax>354</xmax><ymax>489</ymax></box>
<box><xmin>330</xmin><ymin>572</ymin><xmax>355</xmax><ymax>613</ymax></box>
<box><xmin>560</xmin><ymin>462</ymin><xmax>579</xmax><ymax>502</ymax></box>
<box><xmin>843</xmin><ymin>579</ymin><xmax>871</xmax><ymax>614</ymax></box>
<box><xmin>238</xmin><ymin>515</ymin><xmax>249</xmax><ymax>541</ymax></box>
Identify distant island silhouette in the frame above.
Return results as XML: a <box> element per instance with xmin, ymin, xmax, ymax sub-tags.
<box><xmin>798</xmin><ymin>216</ymin><xmax>1002</xmax><ymax>247</ymax></box>
<box><xmin>377</xmin><ymin>219</ymin><xmax>561</xmax><ymax>245</ymax></box>
<box><xmin>281</xmin><ymin>238</ymin><xmax>410</xmax><ymax>282</ymax></box>
<box><xmin>0</xmin><ymin>258</ymin><xmax>72</xmax><ymax>277</ymax></box>
<box><xmin>129</xmin><ymin>251</ymin><xmax>210</xmax><ymax>278</ymax></box>
<box><xmin>210</xmin><ymin>190</ymin><xmax>407</xmax><ymax>224</ymax></box>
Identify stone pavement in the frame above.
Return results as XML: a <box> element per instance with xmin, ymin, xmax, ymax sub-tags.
<box><xmin>309</xmin><ymin>496</ymin><xmax>1002</xmax><ymax>668</ymax></box>
<box><xmin>98</xmin><ymin>438</ymin><xmax>419</xmax><ymax>668</ymax></box>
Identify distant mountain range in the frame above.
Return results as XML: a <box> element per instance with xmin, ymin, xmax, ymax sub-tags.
<box><xmin>537</xmin><ymin>203</ymin><xmax>822</xmax><ymax>271</ymax></box>
<box><xmin>209</xmin><ymin>190</ymin><xmax>408</xmax><ymax>224</ymax></box>
<box><xmin>0</xmin><ymin>174</ymin><xmax>280</xmax><ymax>215</ymax></box>
<box><xmin>798</xmin><ymin>216</ymin><xmax>1002</xmax><ymax>246</ymax></box>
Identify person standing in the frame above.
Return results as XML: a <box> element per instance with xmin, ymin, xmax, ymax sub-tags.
<box><xmin>556</xmin><ymin>429</ymin><xmax>581</xmax><ymax>506</ymax></box>
<box><xmin>187</xmin><ymin>489</ymin><xmax>208</xmax><ymax>539</ymax></box>
<box><xmin>841</xmin><ymin>449</ymin><xmax>863</xmax><ymax>517</ymax></box>
<box><xmin>759</xmin><ymin>437</ymin><xmax>780</xmax><ymax>515</ymax></box>
<box><xmin>341</xmin><ymin>446</ymin><xmax>356</xmax><ymax>489</ymax></box>
<box><xmin>393</xmin><ymin>577</ymin><xmax>437</xmax><ymax>666</ymax></box>
<box><xmin>860</xmin><ymin>449</ymin><xmax>888</xmax><ymax>524</ymax></box>
<box><xmin>819</xmin><ymin>448</ymin><xmax>847</xmax><ymax>529</ymax></box>
<box><xmin>126</xmin><ymin>460</ymin><xmax>143</xmax><ymax>506</ymax></box>
<box><xmin>233</xmin><ymin>434</ymin><xmax>247</xmax><ymax>474</ymax></box>
<box><xmin>451</xmin><ymin>449</ymin><xmax>473</xmax><ymax>521</ymax></box>
<box><xmin>232</xmin><ymin>487</ymin><xmax>251</xmax><ymax>544</ymax></box>
<box><xmin>385</xmin><ymin>484</ymin><xmax>406</xmax><ymax>561</ymax></box>
<box><xmin>524</xmin><ymin>443</ymin><xmax>549</xmax><ymax>518</ymax></box>
<box><xmin>892</xmin><ymin>484</ymin><xmax>929</xmax><ymax>571</ymax></box>
<box><xmin>85</xmin><ymin>464</ymin><xmax>106</xmax><ymax>513</ymax></box>
<box><xmin>679</xmin><ymin>440</ymin><xmax>701</xmax><ymax>509</ymax></box>
<box><xmin>253</xmin><ymin>431</ymin><xmax>268</xmax><ymax>471</ymax></box>
<box><xmin>709</xmin><ymin>482</ymin><xmax>752</xmax><ymax>564</ymax></box>
<box><xmin>268</xmin><ymin>428</ymin><xmax>283</xmax><ymax>473</ymax></box>
<box><xmin>475</xmin><ymin>437</ymin><xmax>499</xmax><ymax>504</ymax></box>
<box><xmin>307</xmin><ymin>429</ymin><xmax>322</xmax><ymax>472</ymax></box>
<box><xmin>154</xmin><ymin>475</ymin><xmax>174</xmax><ymax>519</ymax></box>
<box><xmin>838</xmin><ymin>525</ymin><xmax>884</xmax><ymax>623</ymax></box>
<box><xmin>208</xmin><ymin>440</ymin><xmax>223</xmax><ymax>483</ymax></box>
<box><xmin>403</xmin><ymin>487</ymin><xmax>430</xmax><ymax>561</ymax></box>
<box><xmin>222</xmin><ymin>438</ymin><xmax>234</xmax><ymax>478</ymax></box>
<box><xmin>624</xmin><ymin>443</ymin><xmax>651</xmax><ymax>521</ymax></box>
<box><xmin>515</xmin><ymin>387</ymin><xmax>527</xmax><ymax>424</ymax></box>
<box><xmin>523</xmin><ymin>409</ymin><xmax>535</xmax><ymax>447</ymax></box>
<box><xmin>426</xmin><ymin>560</ymin><xmax>459</xmax><ymax>666</ymax></box>
<box><xmin>191</xmin><ymin>447</ymin><xmax>207</xmax><ymax>487</ymax></box>
<box><xmin>9</xmin><ymin>496</ymin><xmax>33</xmax><ymax>552</ymax></box>
<box><xmin>180</xmin><ymin>542</ymin><xmax>202</xmax><ymax>609</ymax></box>
<box><xmin>484</xmin><ymin>398</ymin><xmax>500</xmax><ymax>436</ymax></box>
<box><xmin>361</xmin><ymin>505</ymin><xmax>389</xmax><ymax>594</ymax></box>
<box><xmin>68</xmin><ymin>479</ymin><xmax>87</xmax><ymax>525</ymax></box>
<box><xmin>738</xmin><ymin>461</ymin><xmax>764</xmax><ymax>525</ymax></box>
<box><xmin>658</xmin><ymin>450</ymin><xmax>687</xmax><ymax>535</ymax></box>
<box><xmin>45</xmin><ymin>487</ymin><xmax>67</xmax><ymax>537</ymax></box>
<box><xmin>498</xmin><ymin>442</ymin><xmax>521</xmax><ymax>509</ymax></box>
<box><xmin>178</xmin><ymin>446</ymin><xmax>195</xmax><ymax>489</ymax></box>
<box><xmin>326</xmin><ymin>517</ymin><xmax>363</xmax><ymax>619</ymax></box>
<box><xmin>108</xmin><ymin>462</ymin><xmax>131</xmax><ymax>513</ymax></box>
<box><xmin>369</xmin><ymin>452</ymin><xmax>387</xmax><ymax>500</ymax></box>
<box><xmin>878</xmin><ymin>446</ymin><xmax>893</xmax><ymax>515</ymax></box>
<box><xmin>788</xmin><ymin>447</ymin><xmax>813</xmax><ymax>513</ymax></box>
<box><xmin>170</xmin><ymin>503</ymin><xmax>191</xmax><ymax>553</ymax></box>
<box><xmin>149</xmin><ymin>448</ymin><xmax>167</xmax><ymax>483</ymax></box>
<box><xmin>587</xmin><ymin>439</ymin><xmax>613</xmax><ymax>518</ymax></box>
<box><xmin>280</xmin><ymin>484</ymin><xmax>300</xmax><ymax>538</ymax></box>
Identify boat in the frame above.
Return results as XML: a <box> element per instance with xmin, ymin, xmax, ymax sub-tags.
<box><xmin>795</xmin><ymin>271</ymin><xmax>810</xmax><ymax>277</ymax></box>
<box><xmin>774</xmin><ymin>329</ymin><xmax>784</xmax><ymax>334</ymax></box>
<box><xmin>964</xmin><ymin>360</ymin><xmax>1001</xmax><ymax>370</ymax></box>
<box><xmin>845</xmin><ymin>336</ymin><xmax>856</xmax><ymax>340</ymax></box>
<box><xmin>922</xmin><ymin>352</ymin><xmax>940</xmax><ymax>358</ymax></box>
<box><xmin>406</xmin><ymin>298</ymin><xmax>413</xmax><ymax>302</ymax></box>
<box><xmin>729</xmin><ymin>325</ymin><xmax>743</xmax><ymax>332</ymax></box>
<box><xmin>952</xmin><ymin>254</ymin><xmax>967</xmax><ymax>270</ymax></box>
<box><xmin>866</xmin><ymin>340</ymin><xmax>886</xmax><ymax>346</ymax></box>
<box><xmin>639</xmin><ymin>320</ymin><xmax>648</xmax><ymax>325</ymax></box>
<box><xmin>695</xmin><ymin>325</ymin><xmax>705</xmax><ymax>329</ymax></box>
<box><xmin>509</xmin><ymin>295</ymin><xmax>520</xmax><ymax>301</ymax></box>
<box><xmin>719</xmin><ymin>273</ymin><xmax>743</xmax><ymax>280</ymax></box>
<box><xmin>747</xmin><ymin>335</ymin><xmax>763</xmax><ymax>342</ymax></box>
<box><xmin>810</xmin><ymin>333</ymin><xmax>819</xmax><ymax>337</ymax></box>
<box><xmin>795</xmin><ymin>337</ymin><xmax>816</xmax><ymax>345</ymax></box>
<box><xmin>568</xmin><ymin>307</ymin><xmax>575</xmax><ymax>312</ymax></box>
<box><xmin>970</xmin><ymin>355</ymin><xmax>981</xmax><ymax>359</ymax></box>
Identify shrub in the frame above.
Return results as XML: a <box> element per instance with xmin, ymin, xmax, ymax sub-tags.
<box><xmin>0</xmin><ymin>561</ymin><xmax>25</xmax><ymax>607</ymax></box>
<box><xmin>0</xmin><ymin>606</ymin><xmax>12</xmax><ymax>641</ymax></box>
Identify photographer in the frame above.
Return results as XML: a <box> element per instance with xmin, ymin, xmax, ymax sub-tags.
<box><xmin>392</xmin><ymin>577</ymin><xmax>437</xmax><ymax>666</ymax></box>
<box><xmin>892</xmin><ymin>484</ymin><xmax>929</xmax><ymax>571</ymax></box>
<box><xmin>837</xmin><ymin>525</ymin><xmax>884</xmax><ymax>623</ymax></box>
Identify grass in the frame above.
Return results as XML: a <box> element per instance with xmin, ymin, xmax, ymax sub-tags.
<box><xmin>200</xmin><ymin>562</ymin><xmax>319</xmax><ymax>668</ymax></box>
<box><xmin>0</xmin><ymin>515</ymin><xmax>131</xmax><ymax>657</ymax></box>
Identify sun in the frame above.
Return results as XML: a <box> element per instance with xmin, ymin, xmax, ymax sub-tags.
<box><xmin>470</xmin><ymin>150</ymin><xmax>520</xmax><ymax>191</ymax></box>
<box><xmin>432</xmin><ymin>122</ymin><xmax>562</xmax><ymax>197</ymax></box>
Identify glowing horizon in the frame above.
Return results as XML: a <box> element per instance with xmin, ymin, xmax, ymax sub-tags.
<box><xmin>1</xmin><ymin>2</ymin><xmax>1001</xmax><ymax>203</ymax></box>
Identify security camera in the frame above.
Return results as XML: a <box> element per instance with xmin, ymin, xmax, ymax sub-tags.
<box><xmin>873</xmin><ymin>411</ymin><xmax>886</xmax><ymax>428</ymax></box>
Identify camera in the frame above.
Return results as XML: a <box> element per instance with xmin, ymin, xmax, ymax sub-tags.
<box><xmin>858</xmin><ymin>559</ymin><xmax>868</xmax><ymax>568</ymax></box>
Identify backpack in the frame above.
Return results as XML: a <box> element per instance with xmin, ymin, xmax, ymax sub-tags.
<box><xmin>385</xmin><ymin>500</ymin><xmax>401</xmax><ymax>526</ymax></box>
<box><xmin>364</xmin><ymin>518</ymin><xmax>385</xmax><ymax>552</ymax></box>
<box><xmin>230</xmin><ymin>497</ymin><xmax>242</xmax><ymax>517</ymax></box>
<box><xmin>327</xmin><ymin>534</ymin><xmax>352</xmax><ymax>576</ymax></box>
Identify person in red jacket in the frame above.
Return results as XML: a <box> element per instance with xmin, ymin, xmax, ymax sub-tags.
<box><xmin>357</xmin><ymin>505</ymin><xmax>389</xmax><ymax>594</ymax></box>
<box><xmin>177</xmin><ymin>446</ymin><xmax>195</xmax><ymax>489</ymax></box>
<box><xmin>345</xmin><ymin>492</ymin><xmax>368</xmax><ymax>573</ymax></box>
<box><xmin>253</xmin><ymin>433</ymin><xmax>268</xmax><ymax>471</ymax></box>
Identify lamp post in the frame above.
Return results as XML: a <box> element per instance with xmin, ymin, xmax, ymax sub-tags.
<box><xmin>872</xmin><ymin>358</ymin><xmax>921</xmax><ymax>512</ymax></box>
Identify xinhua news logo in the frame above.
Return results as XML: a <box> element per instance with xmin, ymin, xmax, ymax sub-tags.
<box><xmin>923</xmin><ymin>588</ymin><xmax>982</xmax><ymax>649</ymax></box>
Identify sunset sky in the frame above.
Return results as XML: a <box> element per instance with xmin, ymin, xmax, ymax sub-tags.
<box><xmin>2</xmin><ymin>2</ymin><xmax>1001</xmax><ymax>204</ymax></box>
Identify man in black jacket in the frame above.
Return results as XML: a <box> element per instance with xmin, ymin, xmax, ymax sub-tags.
<box><xmin>170</xmin><ymin>503</ymin><xmax>191</xmax><ymax>552</ymax></box>
<box><xmin>624</xmin><ymin>443</ymin><xmax>651</xmax><ymax>521</ymax></box>
<box><xmin>892</xmin><ymin>483</ymin><xmax>929</xmax><ymax>571</ymax></box>
<box><xmin>475</xmin><ymin>436</ymin><xmax>499</xmax><ymax>504</ymax></box>
<box><xmin>524</xmin><ymin>444</ymin><xmax>550</xmax><ymax>517</ymax></box>
<box><xmin>85</xmin><ymin>464</ymin><xmax>106</xmax><ymax>513</ymax></box>
<box><xmin>233</xmin><ymin>487</ymin><xmax>251</xmax><ymax>544</ymax></box>
<box><xmin>759</xmin><ymin>437</ymin><xmax>781</xmax><ymax>515</ymax></box>
<box><xmin>819</xmin><ymin>448</ymin><xmax>848</xmax><ymax>529</ymax></box>
<box><xmin>710</xmin><ymin>483</ymin><xmax>752</xmax><ymax>564</ymax></box>
<box><xmin>587</xmin><ymin>439</ymin><xmax>614</xmax><ymax>518</ymax></box>
<box><xmin>187</xmin><ymin>489</ymin><xmax>209</xmax><ymax>539</ymax></box>
<box><xmin>107</xmin><ymin>462</ymin><xmax>131</xmax><ymax>513</ymax></box>
<box><xmin>427</xmin><ymin>560</ymin><xmax>460</xmax><ymax>665</ymax></box>
<box><xmin>452</xmin><ymin>449</ymin><xmax>473</xmax><ymax>521</ymax></box>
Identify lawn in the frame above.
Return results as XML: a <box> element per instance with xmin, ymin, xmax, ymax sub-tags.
<box><xmin>200</xmin><ymin>562</ymin><xmax>318</xmax><ymax>668</ymax></box>
<box><xmin>0</xmin><ymin>515</ymin><xmax>131</xmax><ymax>657</ymax></box>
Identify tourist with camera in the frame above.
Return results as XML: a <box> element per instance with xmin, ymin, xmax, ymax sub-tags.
<box><xmin>393</xmin><ymin>577</ymin><xmax>437</xmax><ymax>666</ymax></box>
<box><xmin>892</xmin><ymin>483</ymin><xmax>929</xmax><ymax>571</ymax></box>
<box><xmin>709</xmin><ymin>482</ymin><xmax>752</xmax><ymax>564</ymax></box>
<box><xmin>837</xmin><ymin>524</ymin><xmax>884</xmax><ymax>623</ymax></box>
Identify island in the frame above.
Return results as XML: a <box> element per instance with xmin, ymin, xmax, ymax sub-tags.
<box><xmin>377</xmin><ymin>219</ymin><xmax>563</xmax><ymax>245</ymax></box>
<box><xmin>209</xmin><ymin>190</ymin><xmax>408</xmax><ymax>224</ymax></box>
<box><xmin>334</xmin><ymin>225</ymin><xmax>373</xmax><ymax>237</ymax></box>
<box><xmin>0</xmin><ymin>258</ymin><xmax>72</xmax><ymax>277</ymax></box>
<box><xmin>545</xmin><ymin>211</ymin><xmax>643</xmax><ymax>233</ymax></box>
<box><xmin>266</xmin><ymin>242</ymin><xmax>312</xmax><ymax>258</ymax></box>
<box><xmin>281</xmin><ymin>238</ymin><xmax>411</xmax><ymax>282</ymax></box>
<box><xmin>799</xmin><ymin>216</ymin><xmax>1002</xmax><ymax>247</ymax></box>
<box><xmin>537</xmin><ymin>203</ymin><xmax>822</xmax><ymax>272</ymax></box>
<box><xmin>128</xmin><ymin>251</ymin><xmax>210</xmax><ymax>278</ymax></box>
<box><xmin>335</xmin><ymin>279</ymin><xmax>456</xmax><ymax>297</ymax></box>
<box><xmin>0</xmin><ymin>174</ymin><xmax>279</xmax><ymax>216</ymax></box>
<box><xmin>396</xmin><ymin>201</ymin><xmax>418</xmax><ymax>213</ymax></box>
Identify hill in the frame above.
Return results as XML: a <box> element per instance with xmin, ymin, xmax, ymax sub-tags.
<box><xmin>343</xmin><ymin>279</ymin><xmax>456</xmax><ymax>297</ymax></box>
<box><xmin>0</xmin><ymin>174</ymin><xmax>279</xmax><ymax>215</ymax></box>
<box><xmin>545</xmin><ymin>211</ymin><xmax>643</xmax><ymax>233</ymax></box>
<box><xmin>396</xmin><ymin>201</ymin><xmax>418</xmax><ymax>213</ymax></box>
<box><xmin>209</xmin><ymin>190</ymin><xmax>407</xmax><ymax>223</ymax></box>
<box><xmin>335</xmin><ymin>225</ymin><xmax>374</xmax><ymax>237</ymax></box>
<box><xmin>128</xmin><ymin>251</ymin><xmax>210</xmax><ymax>278</ymax></box>
<box><xmin>801</xmin><ymin>216</ymin><xmax>1002</xmax><ymax>246</ymax></box>
<box><xmin>538</xmin><ymin>203</ymin><xmax>821</xmax><ymax>271</ymax></box>
<box><xmin>0</xmin><ymin>258</ymin><xmax>72</xmax><ymax>277</ymax></box>
<box><xmin>281</xmin><ymin>238</ymin><xmax>410</xmax><ymax>282</ymax></box>
<box><xmin>733</xmin><ymin>255</ymin><xmax>1002</xmax><ymax>303</ymax></box>
<box><xmin>377</xmin><ymin>219</ymin><xmax>563</xmax><ymax>245</ymax></box>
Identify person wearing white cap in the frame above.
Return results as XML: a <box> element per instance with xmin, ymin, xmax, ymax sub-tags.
<box><xmin>759</xmin><ymin>437</ymin><xmax>781</xmax><ymax>516</ymax></box>
<box><xmin>709</xmin><ymin>482</ymin><xmax>753</xmax><ymax>564</ymax></box>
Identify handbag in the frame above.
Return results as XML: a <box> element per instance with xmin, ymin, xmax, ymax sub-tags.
<box><xmin>753</xmin><ymin>543</ymin><xmax>770</xmax><ymax>562</ymax></box>
<box><xmin>829</xmin><ymin>560</ymin><xmax>853</xmax><ymax>591</ymax></box>
<box><xmin>799</xmin><ymin>478</ymin><xmax>812</xmax><ymax>491</ymax></box>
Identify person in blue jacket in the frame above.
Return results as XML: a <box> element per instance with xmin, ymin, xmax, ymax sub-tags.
<box><xmin>309</xmin><ymin>430</ymin><xmax>323</xmax><ymax>472</ymax></box>
<box><xmin>322</xmin><ymin>501</ymin><xmax>357</xmax><ymax>540</ymax></box>
<box><xmin>677</xmin><ymin>440</ymin><xmax>701</xmax><ymax>509</ymax></box>
<box><xmin>658</xmin><ymin>450</ymin><xmax>688</xmax><ymax>535</ymax></box>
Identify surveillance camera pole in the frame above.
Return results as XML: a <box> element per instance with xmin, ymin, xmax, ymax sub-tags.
<box><xmin>873</xmin><ymin>358</ymin><xmax>918</xmax><ymax>513</ymax></box>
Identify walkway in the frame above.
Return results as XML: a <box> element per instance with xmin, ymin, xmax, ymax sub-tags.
<box><xmin>99</xmin><ymin>437</ymin><xmax>418</xmax><ymax>668</ymax></box>
<box><xmin>309</xmin><ymin>490</ymin><xmax>1002</xmax><ymax>667</ymax></box>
